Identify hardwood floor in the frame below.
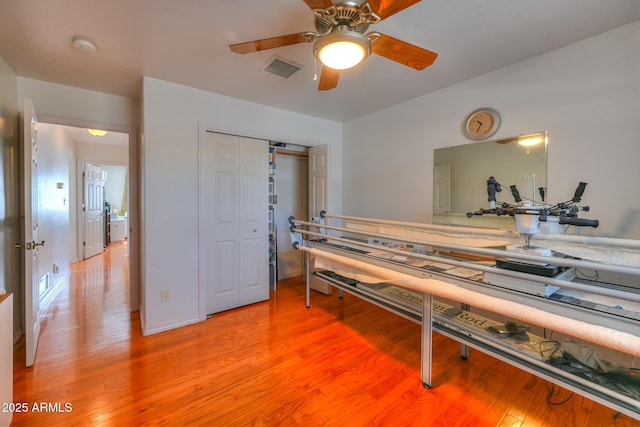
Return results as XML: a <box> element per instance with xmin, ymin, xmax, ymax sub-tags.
<box><xmin>12</xmin><ymin>243</ymin><xmax>637</xmax><ymax>426</ymax></box>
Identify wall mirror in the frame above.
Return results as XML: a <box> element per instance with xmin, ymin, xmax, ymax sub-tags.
<box><xmin>433</xmin><ymin>132</ymin><xmax>547</xmax><ymax>228</ymax></box>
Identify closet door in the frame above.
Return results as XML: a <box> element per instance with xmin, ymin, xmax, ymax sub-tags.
<box><xmin>200</xmin><ymin>131</ymin><xmax>268</xmax><ymax>315</ymax></box>
<box><xmin>238</xmin><ymin>139</ymin><xmax>269</xmax><ymax>305</ymax></box>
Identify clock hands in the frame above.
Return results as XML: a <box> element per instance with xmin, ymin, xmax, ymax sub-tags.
<box><xmin>475</xmin><ymin>120</ymin><xmax>483</xmax><ymax>132</ymax></box>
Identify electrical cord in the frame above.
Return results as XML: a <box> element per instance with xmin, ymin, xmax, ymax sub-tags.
<box><xmin>546</xmin><ymin>384</ymin><xmax>574</xmax><ymax>406</ymax></box>
<box><xmin>537</xmin><ymin>340</ymin><xmax>561</xmax><ymax>359</ymax></box>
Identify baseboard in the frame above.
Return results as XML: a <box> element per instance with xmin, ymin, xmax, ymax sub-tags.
<box><xmin>40</xmin><ymin>272</ymin><xmax>68</xmax><ymax>316</ymax></box>
<box><xmin>142</xmin><ymin>316</ymin><xmax>201</xmax><ymax>336</ymax></box>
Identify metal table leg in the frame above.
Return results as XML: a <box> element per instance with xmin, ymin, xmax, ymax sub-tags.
<box><xmin>460</xmin><ymin>303</ymin><xmax>471</xmax><ymax>360</ymax></box>
<box><xmin>305</xmin><ymin>250</ymin><xmax>311</xmax><ymax>308</ymax></box>
<box><xmin>421</xmin><ymin>292</ymin><xmax>433</xmax><ymax>388</ymax></box>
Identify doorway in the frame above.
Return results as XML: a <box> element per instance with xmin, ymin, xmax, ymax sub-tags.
<box><xmin>33</xmin><ymin>121</ymin><xmax>134</xmax><ymax>319</ymax></box>
<box><xmin>271</xmin><ymin>143</ymin><xmax>309</xmax><ymax>280</ymax></box>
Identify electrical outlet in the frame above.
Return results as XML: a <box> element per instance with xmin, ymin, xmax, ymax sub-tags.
<box><xmin>161</xmin><ymin>288</ymin><xmax>171</xmax><ymax>302</ymax></box>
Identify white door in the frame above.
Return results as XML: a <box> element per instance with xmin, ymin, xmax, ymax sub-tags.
<box><xmin>83</xmin><ymin>163</ymin><xmax>105</xmax><ymax>258</ymax></box>
<box><xmin>308</xmin><ymin>145</ymin><xmax>329</xmax><ymax>219</ymax></box>
<box><xmin>23</xmin><ymin>98</ymin><xmax>41</xmax><ymax>367</ymax></box>
<box><xmin>200</xmin><ymin>131</ymin><xmax>269</xmax><ymax>315</ymax></box>
<box><xmin>308</xmin><ymin>145</ymin><xmax>332</xmax><ymax>294</ymax></box>
<box><xmin>238</xmin><ymin>139</ymin><xmax>269</xmax><ymax>304</ymax></box>
<box><xmin>433</xmin><ymin>164</ymin><xmax>451</xmax><ymax>214</ymax></box>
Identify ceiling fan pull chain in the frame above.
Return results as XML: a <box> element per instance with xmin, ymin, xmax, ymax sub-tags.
<box><xmin>313</xmin><ymin>56</ymin><xmax>318</xmax><ymax>81</ymax></box>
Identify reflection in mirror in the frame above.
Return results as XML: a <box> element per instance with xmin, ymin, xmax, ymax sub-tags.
<box><xmin>433</xmin><ymin>132</ymin><xmax>547</xmax><ymax>229</ymax></box>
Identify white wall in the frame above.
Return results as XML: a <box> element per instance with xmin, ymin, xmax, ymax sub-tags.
<box><xmin>103</xmin><ymin>165</ymin><xmax>128</xmax><ymax>215</ymax></box>
<box><xmin>75</xmin><ymin>141</ymin><xmax>129</xmax><ymax>164</ymax></box>
<box><xmin>17</xmin><ymin>78</ymin><xmax>139</xmax><ymax>128</ymax></box>
<box><xmin>141</xmin><ymin>77</ymin><xmax>342</xmax><ymax>334</ymax></box>
<box><xmin>35</xmin><ymin>123</ymin><xmax>75</xmax><ymax>302</ymax></box>
<box><xmin>343</xmin><ymin>22</ymin><xmax>640</xmax><ymax>239</ymax></box>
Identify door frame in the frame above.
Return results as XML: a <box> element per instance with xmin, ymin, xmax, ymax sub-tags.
<box><xmin>76</xmin><ymin>160</ymin><xmax>129</xmax><ymax>260</ymax></box>
<box><xmin>38</xmin><ymin>114</ymin><xmax>140</xmax><ymax>311</ymax></box>
<box><xmin>196</xmin><ymin>122</ymin><xmax>335</xmax><ymax>317</ymax></box>
<box><xmin>79</xmin><ymin>162</ymin><xmax>106</xmax><ymax>259</ymax></box>
<box><xmin>22</xmin><ymin>98</ymin><xmax>40</xmax><ymax>367</ymax></box>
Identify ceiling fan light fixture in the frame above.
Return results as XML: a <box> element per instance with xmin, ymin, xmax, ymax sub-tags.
<box><xmin>314</xmin><ymin>29</ymin><xmax>369</xmax><ymax>70</ymax></box>
<box><xmin>88</xmin><ymin>129</ymin><xmax>107</xmax><ymax>137</ymax></box>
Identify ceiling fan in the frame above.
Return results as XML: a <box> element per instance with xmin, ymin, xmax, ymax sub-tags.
<box><xmin>229</xmin><ymin>0</ymin><xmax>438</xmax><ymax>90</ymax></box>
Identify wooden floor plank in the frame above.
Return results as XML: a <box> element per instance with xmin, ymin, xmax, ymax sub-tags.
<box><xmin>11</xmin><ymin>243</ymin><xmax>638</xmax><ymax>426</ymax></box>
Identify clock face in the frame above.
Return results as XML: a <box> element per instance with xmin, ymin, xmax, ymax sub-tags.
<box><xmin>464</xmin><ymin>108</ymin><xmax>500</xmax><ymax>140</ymax></box>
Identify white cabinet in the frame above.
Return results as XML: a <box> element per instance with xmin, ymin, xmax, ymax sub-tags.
<box><xmin>0</xmin><ymin>294</ymin><xmax>13</xmax><ymax>427</ymax></box>
<box><xmin>110</xmin><ymin>218</ymin><xmax>128</xmax><ymax>241</ymax></box>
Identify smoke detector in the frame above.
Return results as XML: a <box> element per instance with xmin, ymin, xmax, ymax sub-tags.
<box><xmin>72</xmin><ymin>36</ymin><xmax>97</xmax><ymax>54</ymax></box>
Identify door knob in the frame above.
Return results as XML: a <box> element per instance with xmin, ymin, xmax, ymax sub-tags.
<box><xmin>16</xmin><ymin>241</ymin><xmax>35</xmax><ymax>250</ymax></box>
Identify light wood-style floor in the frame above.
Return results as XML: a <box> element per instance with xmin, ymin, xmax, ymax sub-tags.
<box><xmin>12</xmin><ymin>243</ymin><xmax>637</xmax><ymax>426</ymax></box>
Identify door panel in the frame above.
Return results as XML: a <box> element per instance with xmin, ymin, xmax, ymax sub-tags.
<box><xmin>433</xmin><ymin>163</ymin><xmax>451</xmax><ymax>214</ymax></box>
<box><xmin>83</xmin><ymin>164</ymin><xmax>105</xmax><ymax>258</ymax></box>
<box><xmin>238</xmin><ymin>139</ymin><xmax>268</xmax><ymax>304</ymax></box>
<box><xmin>308</xmin><ymin>145</ymin><xmax>331</xmax><ymax>294</ymax></box>
<box><xmin>214</xmin><ymin>240</ymin><xmax>237</xmax><ymax>295</ymax></box>
<box><xmin>200</xmin><ymin>131</ymin><xmax>268</xmax><ymax>315</ymax></box>
<box><xmin>216</xmin><ymin>172</ymin><xmax>236</xmax><ymax>223</ymax></box>
<box><xmin>242</xmin><ymin>238</ymin><xmax>262</xmax><ymax>288</ymax></box>
<box><xmin>309</xmin><ymin>145</ymin><xmax>328</xmax><ymax>218</ymax></box>
<box><xmin>23</xmin><ymin>98</ymin><xmax>40</xmax><ymax>367</ymax></box>
<box><xmin>210</xmin><ymin>136</ymin><xmax>240</xmax><ymax>313</ymax></box>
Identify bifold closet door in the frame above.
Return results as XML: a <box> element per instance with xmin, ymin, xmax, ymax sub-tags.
<box><xmin>200</xmin><ymin>131</ymin><xmax>269</xmax><ymax>315</ymax></box>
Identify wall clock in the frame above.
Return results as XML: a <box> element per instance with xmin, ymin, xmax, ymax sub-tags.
<box><xmin>463</xmin><ymin>108</ymin><xmax>501</xmax><ymax>141</ymax></box>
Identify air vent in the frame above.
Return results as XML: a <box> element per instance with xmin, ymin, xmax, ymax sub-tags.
<box><xmin>262</xmin><ymin>57</ymin><xmax>303</xmax><ymax>78</ymax></box>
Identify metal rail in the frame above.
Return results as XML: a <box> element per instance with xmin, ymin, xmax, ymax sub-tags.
<box><xmin>289</xmin><ymin>217</ymin><xmax>640</xmax><ymax>278</ymax></box>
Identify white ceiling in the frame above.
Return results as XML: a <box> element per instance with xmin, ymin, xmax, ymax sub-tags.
<box><xmin>1</xmin><ymin>0</ymin><xmax>639</xmax><ymax>123</ymax></box>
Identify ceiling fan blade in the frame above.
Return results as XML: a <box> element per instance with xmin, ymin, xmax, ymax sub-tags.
<box><xmin>371</xmin><ymin>33</ymin><xmax>437</xmax><ymax>70</ymax></box>
<box><xmin>318</xmin><ymin>67</ymin><xmax>340</xmax><ymax>91</ymax></box>
<box><xmin>303</xmin><ymin>0</ymin><xmax>335</xmax><ymax>10</ymax></box>
<box><xmin>367</xmin><ymin>0</ymin><xmax>421</xmax><ymax>20</ymax></box>
<box><xmin>229</xmin><ymin>33</ymin><xmax>309</xmax><ymax>54</ymax></box>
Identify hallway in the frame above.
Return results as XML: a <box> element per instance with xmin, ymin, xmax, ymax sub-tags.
<box><xmin>12</xmin><ymin>242</ymin><xmax>132</xmax><ymax>425</ymax></box>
